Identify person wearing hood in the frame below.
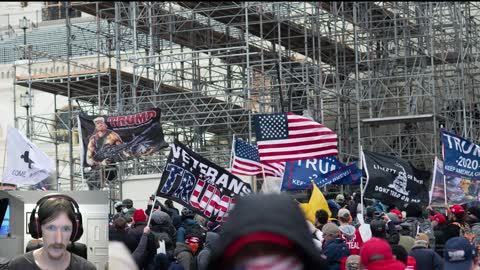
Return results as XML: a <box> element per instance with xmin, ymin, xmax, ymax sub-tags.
<box><xmin>359</xmin><ymin>237</ymin><xmax>406</xmax><ymax>270</ymax></box>
<box><xmin>175</xmin><ymin>208</ymin><xmax>204</xmax><ymax>270</ymax></box>
<box><xmin>196</xmin><ymin>232</ymin><xmax>219</xmax><ymax>270</ymax></box>
<box><xmin>176</xmin><ymin>208</ymin><xmax>200</xmax><ymax>243</ymax></box>
<box><xmin>408</xmin><ymin>233</ymin><xmax>443</xmax><ymax>270</ymax></box>
<box><xmin>403</xmin><ymin>202</ymin><xmax>436</xmax><ymax>249</ymax></box>
<box><xmin>150</xmin><ymin>210</ymin><xmax>176</xmax><ymax>241</ymax></box>
<box><xmin>390</xmin><ymin>212</ymin><xmax>414</xmax><ymax>253</ymax></box>
<box><xmin>338</xmin><ymin>208</ymin><xmax>364</xmax><ymax>255</ymax></box>
<box><xmin>206</xmin><ymin>193</ymin><xmax>328</xmax><ymax>270</ymax></box>
<box><xmin>321</xmin><ymin>222</ymin><xmax>350</xmax><ymax>270</ymax></box>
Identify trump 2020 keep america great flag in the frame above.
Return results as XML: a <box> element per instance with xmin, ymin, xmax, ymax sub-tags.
<box><xmin>253</xmin><ymin>112</ymin><xmax>338</xmax><ymax>162</ymax></box>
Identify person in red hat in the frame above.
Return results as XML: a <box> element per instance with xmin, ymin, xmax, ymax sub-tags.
<box><xmin>430</xmin><ymin>211</ymin><xmax>461</xmax><ymax>258</ymax></box>
<box><xmin>359</xmin><ymin>237</ymin><xmax>405</xmax><ymax>270</ymax></box>
<box><xmin>429</xmin><ymin>213</ymin><xmax>447</xmax><ymax>226</ymax></box>
<box><xmin>389</xmin><ymin>209</ymin><xmax>403</xmax><ymax>221</ymax></box>
<box><xmin>449</xmin><ymin>204</ymin><xmax>475</xmax><ymax>242</ymax></box>
<box><xmin>127</xmin><ymin>209</ymin><xmax>157</xmax><ymax>270</ymax></box>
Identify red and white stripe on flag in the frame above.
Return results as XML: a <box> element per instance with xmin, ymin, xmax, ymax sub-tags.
<box><xmin>254</xmin><ymin>112</ymin><xmax>338</xmax><ymax>162</ymax></box>
<box><xmin>231</xmin><ymin>156</ymin><xmax>284</xmax><ymax>177</ymax></box>
<box><xmin>230</xmin><ymin>139</ymin><xmax>284</xmax><ymax>177</ymax></box>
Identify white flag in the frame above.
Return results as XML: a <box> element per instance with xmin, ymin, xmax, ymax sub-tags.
<box><xmin>2</xmin><ymin>127</ymin><xmax>54</xmax><ymax>185</ymax></box>
<box><xmin>261</xmin><ymin>176</ymin><xmax>283</xmax><ymax>194</ymax></box>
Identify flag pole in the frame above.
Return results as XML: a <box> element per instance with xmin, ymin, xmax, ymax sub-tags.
<box><xmin>230</xmin><ymin>134</ymin><xmax>236</xmax><ymax>170</ymax></box>
<box><xmin>146</xmin><ymin>196</ymin><xmax>157</xmax><ymax>227</ymax></box>
<box><xmin>359</xmin><ymin>145</ymin><xmax>364</xmax><ymax>217</ymax></box>
<box><xmin>443</xmin><ymin>174</ymin><xmax>447</xmax><ymax>208</ymax></box>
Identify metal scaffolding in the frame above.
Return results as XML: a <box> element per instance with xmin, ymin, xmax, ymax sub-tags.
<box><xmin>12</xmin><ymin>2</ymin><xmax>480</xmax><ymax>196</ymax></box>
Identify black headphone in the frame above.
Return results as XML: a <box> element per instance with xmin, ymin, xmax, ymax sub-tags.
<box><xmin>28</xmin><ymin>193</ymin><xmax>84</xmax><ymax>242</ymax></box>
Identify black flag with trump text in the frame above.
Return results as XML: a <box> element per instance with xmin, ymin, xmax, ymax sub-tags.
<box><xmin>156</xmin><ymin>141</ymin><xmax>252</xmax><ymax>222</ymax></box>
<box><xmin>362</xmin><ymin>150</ymin><xmax>431</xmax><ymax>208</ymax></box>
<box><xmin>78</xmin><ymin>108</ymin><xmax>168</xmax><ymax>167</ymax></box>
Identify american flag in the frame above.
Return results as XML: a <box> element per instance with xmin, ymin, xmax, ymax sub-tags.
<box><xmin>253</xmin><ymin>112</ymin><xmax>338</xmax><ymax>162</ymax></box>
<box><xmin>231</xmin><ymin>139</ymin><xmax>285</xmax><ymax>178</ymax></box>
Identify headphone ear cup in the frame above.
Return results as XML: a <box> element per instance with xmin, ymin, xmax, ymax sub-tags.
<box><xmin>28</xmin><ymin>210</ymin><xmax>41</xmax><ymax>239</ymax></box>
<box><xmin>70</xmin><ymin>213</ymin><xmax>84</xmax><ymax>242</ymax></box>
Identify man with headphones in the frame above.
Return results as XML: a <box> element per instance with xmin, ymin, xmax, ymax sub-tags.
<box><xmin>8</xmin><ymin>193</ymin><xmax>96</xmax><ymax>270</ymax></box>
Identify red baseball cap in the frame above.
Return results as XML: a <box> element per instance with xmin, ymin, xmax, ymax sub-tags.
<box><xmin>449</xmin><ymin>204</ymin><xmax>465</xmax><ymax>216</ymax></box>
<box><xmin>389</xmin><ymin>209</ymin><xmax>402</xmax><ymax>219</ymax></box>
<box><xmin>360</xmin><ymin>238</ymin><xmax>393</xmax><ymax>266</ymax></box>
<box><xmin>429</xmin><ymin>213</ymin><xmax>447</xmax><ymax>225</ymax></box>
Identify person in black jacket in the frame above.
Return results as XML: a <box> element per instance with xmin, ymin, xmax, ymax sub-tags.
<box><xmin>408</xmin><ymin>233</ymin><xmax>443</xmax><ymax>270</ymax></box>
<box><xmin>370</xmin><ymin>214</ymin><xmax>400</xmax><ymax>245</ymax></box>
<box><xmin>206</xmin><ymin>193</ymin><xmax>328</xmax><ymax>270</ymax></box>
<box><xmin>127</xmin><ymin>209</ymin><xmax>157</xmax><ymax>270</ymax></box>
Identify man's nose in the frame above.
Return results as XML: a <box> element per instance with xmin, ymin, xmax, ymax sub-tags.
<box><xmin>55</xmin><ymin>229</ymin><xmax>63</xmax><ymax>243</ymax></box>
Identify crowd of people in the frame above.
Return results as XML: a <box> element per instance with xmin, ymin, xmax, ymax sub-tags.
<box><xmin>108</xmin><ymin>192</ymin><xmax>480</xmax><ymax>270</ymax></box>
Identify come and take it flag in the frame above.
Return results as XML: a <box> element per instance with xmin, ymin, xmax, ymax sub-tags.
<box><xmin>253</xmin><ymin>112</ymin><xmax>338</xmax><ymax>162</ymax></box>
<box><xmin>231</xmin><ymin>138</ymin><xmax>285</xmax><ymax>178</ymax></box>
<box><xmin>299</xmin><ymin>181</ymin><xmax>331</xmax><ymax>223</ymax></box>
<box><xmin>2</xmin><ymin>127</ymin><xmax>54</xmax><ymax>185</ymax></box>
<box><xmin>156</xmin><ymin>141</ymin><xmax>252</xmax><ymax>222</ymax></box>
<box><xmin>362</xmin><ymin>150</ymin><xmax>431</xmax><ymax>208</ymax></box>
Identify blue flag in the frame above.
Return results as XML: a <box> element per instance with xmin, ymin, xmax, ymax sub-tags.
<box><xmin>281</xmin><ymin>157</ymin><xmax>361</xmax><ymax>190</ymax></box>
<box><xmin>442</xmin><ymin>130</ymin><xmax>480</xmax><ymax>180</ymax></box>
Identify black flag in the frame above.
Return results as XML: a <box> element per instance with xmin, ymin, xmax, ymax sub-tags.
<box><xmin>156</xmin><ymin>141</ymin><xmax>252</xmax><ymax>222</ymax></box>
<box><xmin>362</xmin><ymin>150</ymin><xmax>431</xmax><ymax>208</ymax></box>
<box><xmin>78</xmin><ymin>108</ymin><xmax>168</xmax><ymax>167</ymax></box>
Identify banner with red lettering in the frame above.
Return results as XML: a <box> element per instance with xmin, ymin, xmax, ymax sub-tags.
<box><xmin>156</xmin><ymin>141</ymin><xmax>252</xmax><ymax>222</ymax></box>
<box><xmin>78</xmin><ymin>108</ymin><xmax>168</xmax><ymax>167</ymax></box>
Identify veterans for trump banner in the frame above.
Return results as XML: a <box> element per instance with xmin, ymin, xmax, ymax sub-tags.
<box><xmin>78</xmin><ymin>108</ymin><xmax>168</xmax><ymax>167</ymax></box>
<box><xmin>362</xmin><ymin>150</ymin><xmax>431</xmax><ymax>207</ymax></box>
<box><xmin>156</xmin><ymin>141</ymin><xmax>252</xmax><ymax>222</ymax></box>
<box><xmin>442</xmin><ymin>130</ymin><xmax>480</xmax><ymax>180</ymax></box>
<box><xmin>281</xmin><ymin>157</ymin><xmax>361</xmax><ymax>190</ymax></box>
<box><xmin>430</xmin><ymin>157</ymin><xmax>480</xmax><ymax>206</ymax></box>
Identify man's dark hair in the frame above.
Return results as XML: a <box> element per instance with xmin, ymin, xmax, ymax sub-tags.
<box><xmin>165</xmin><ymin>199</ymin><xmax>174</xmax><ymax>208</ymax></box>
<box><xmin>114</xmin><ymin>217</ymin><xmax>127</xmax><ymax>230</ymax></box>
<box><xmin>366</xmin><ymin>206</ymin><xmax>376</xmax><ymax>218</ymax></box>
<box><xmin>38</xmin><ymin>197</ymin><xmax>76</xmax><ymax>227</ymax></box>
<box><xmin>315</xmin><ymin>209</ymin><xmax>329</xmax><ymax>224</ymax></box>
<box><xmin>405</xmin><ymin>202</ymin><xmax>422</xmax><ymax>218</ymax></box>
<box><xmin>391</xmin><ymin>245</ymin><xmax>408</xmax><ymax>264</ymax></box>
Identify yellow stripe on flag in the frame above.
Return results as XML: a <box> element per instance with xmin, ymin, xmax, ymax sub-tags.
<box><xmin>299</xmin><ymin>182</ymin><xmax>331</xmax><ymax>223</ymax></box>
